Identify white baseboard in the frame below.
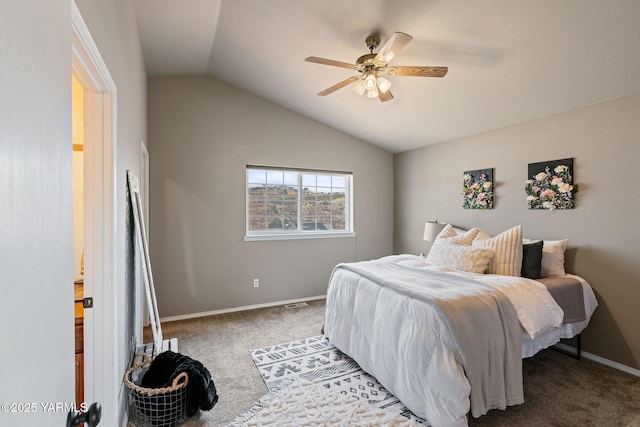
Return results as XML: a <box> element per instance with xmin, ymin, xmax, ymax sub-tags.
<box><xmin>554</xmin><ymin>343</ymin><xmax>640</xmax><ymax>377</ymax></box>
<box><xmin>159</xmin><ymin>295</ymin><xmax>327</xmax><ymax>323</ymax></box>
<box><xmin>582</xmin><ymin>350</ymin><xmax>640</xmax><ymax>377</ymax></box>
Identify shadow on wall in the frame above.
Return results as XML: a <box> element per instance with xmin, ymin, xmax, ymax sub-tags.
<box><xmin>567</xmin><ymin>246</ymin><xmax>639</xmax><ymax>369</ymax></box>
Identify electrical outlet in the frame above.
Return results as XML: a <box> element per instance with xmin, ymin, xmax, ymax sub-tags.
<box><xmin>253</xmin><ymin>279</ymin><xmax>260</xmax><ymax>288</ymax></box>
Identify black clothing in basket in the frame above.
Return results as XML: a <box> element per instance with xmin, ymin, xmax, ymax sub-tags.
<box><xmin>141</xmin><ymin>351</ymin><xmax>219</xmax><ymax>416</ymax></box>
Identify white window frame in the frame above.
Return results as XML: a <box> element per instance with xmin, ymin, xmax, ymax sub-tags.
<box><xmin>244</xmin><ymin>166</ymin><xmax>355</xmax><ymax>241</ymax></box>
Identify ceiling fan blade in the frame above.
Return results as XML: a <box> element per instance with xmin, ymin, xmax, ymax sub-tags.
<box><xmin>378</xmin><ymin>89</ymin><xmax>394</xmax><ymax>102</ymax></box>
<box><xmin>374</xmin><ymin>32</ymin><xmax>413</xmax><ymax>65</ymax></box>
<box><xmin>316</xmin><ymin>76</ymin><xmax>360</xmax><ymax>96</ymax></box>
<box><xmin>305</xmin><ymin>56</ymin><xmax>358</xmax><ymax>70</ymax></box>
<box><xmin>385</xmin><ymin>66</ymin><xmax>448</xmax><ymax>77</ymax></box>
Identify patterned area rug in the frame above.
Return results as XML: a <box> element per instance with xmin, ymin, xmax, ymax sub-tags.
<box><xmin>244</xmin><ymin>335</ymin><xmax>427</xmax><ymax>425</ymax></box>
<box><xmin>230</xmin><ymin>378</ymin><xmax>418</xmax><ymax>426</ymax></box>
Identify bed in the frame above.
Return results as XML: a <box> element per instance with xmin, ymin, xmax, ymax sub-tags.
<box><xmin>323</xmin><ymin>225</ymin><xmax>597</xmax><ymax>427</ymax></box>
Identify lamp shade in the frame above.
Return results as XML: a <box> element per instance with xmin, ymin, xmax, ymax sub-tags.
<box><xmin>423</xmin><ymin>221</ymin><xmax>446</xmax><ymax>242</ymax></box>
<box><xmin>364</xmin><ymin>73</ymin><xmax>377</xmax><ymax>90</ymax></box>
<box><xmin>376</xmin><ymin>76</ymin><xmax>392</xmax><ymax>93</ymax></box>
<box><xmin>352</xmin><ymin>78</ymin><xmax>366</xmax><ymax>96</ymax></box>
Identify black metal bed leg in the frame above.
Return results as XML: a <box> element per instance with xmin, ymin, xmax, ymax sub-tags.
<box><xmin>552</xmin><ymin>333</ymin><xmax>581</xmax><ymax>360</ymax></box>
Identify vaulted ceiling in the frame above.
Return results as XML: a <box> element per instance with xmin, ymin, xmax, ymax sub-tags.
<box><xmin>133</xmin><ymin>0</ymin><xmax>640</xmax><ymax>153</ymax></box>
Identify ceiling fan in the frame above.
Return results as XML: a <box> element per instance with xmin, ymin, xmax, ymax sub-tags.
<box><xmin>305</xmin><ymin>32</ymin><xmax>448</xmax><ymax>102</ymax></box>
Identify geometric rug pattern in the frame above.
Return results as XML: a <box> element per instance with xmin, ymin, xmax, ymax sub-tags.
<box><xmin>230</xmin><ymin>378</ymin><xmax>418</xmax><ymax>426</ymax></box>
<box><xmin>249</xmin><ymin>335</ymin><xmax>428</xmax><ymax>425</ymax></box>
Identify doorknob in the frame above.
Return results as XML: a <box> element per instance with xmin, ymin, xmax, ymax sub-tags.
<box><xmin>66</xmin><ymin>402</ymin><xmax>101</xmax><ymax>427</ymax></box>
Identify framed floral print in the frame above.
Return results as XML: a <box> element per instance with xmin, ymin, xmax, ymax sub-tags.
<box><xmin>525</xmin><ymin>158</ymin><xmax>575</xmax><ymax>210</ymax></box>
<box><xmin>463</xmin><ymin>168</ymin><xmax>494</xmax><ymax>210</ymax></box>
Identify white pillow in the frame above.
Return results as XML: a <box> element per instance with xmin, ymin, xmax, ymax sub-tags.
<box><xmin>426</xmin><ymin>239</ymin><xmax>495</xmax><ymax>274</ymax></box>
<box><xmin>523</xmin><ymin>238</ymin><xmax>568</xmax><ymax>277</ymax></box>
<box><xmin>436</xmin><ymin>223</ymin><xmax>456</xmax><ymax>238</ymax></box>
<box><xmin>472</xmin><ymin>225</ymin><xmax>523</xmax><ymax>276</ymax></box>
<box><xmin>453</xmin><ymin>226</ymin><xmax>468</xmax><ymax>235</ymax></box>
<box><xmin>436</xmin><ymin>224</ymin><xmax>480</xmax><ymax>246</ymax></box>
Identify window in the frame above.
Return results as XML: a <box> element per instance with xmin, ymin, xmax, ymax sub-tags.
<box><xmin>245</xmin><ymin>166</ymin><xmax>354</xmax><ymax>241</ymax></box>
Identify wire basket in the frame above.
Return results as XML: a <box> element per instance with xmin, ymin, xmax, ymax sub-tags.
<box><xmin>124</xmin><ymin>353</ymin><xmax>189</xmax><ymax>427</ymax></box>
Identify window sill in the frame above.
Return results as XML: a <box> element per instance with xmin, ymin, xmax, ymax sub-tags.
<box><xmin>243</xmin><ymin>232</ymin><xmax>356</xmax><ymax>242</ymax></box>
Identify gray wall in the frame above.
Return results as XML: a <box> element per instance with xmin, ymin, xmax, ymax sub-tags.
<box><xmin>148</xmin><ymin>76</ymin><xmax>393</xmax><ymax>318</ymax></box>
<box><xmin>394</xmin><ymin>91</ymin><xmax>640</xmax><ymax>370</ymax></box>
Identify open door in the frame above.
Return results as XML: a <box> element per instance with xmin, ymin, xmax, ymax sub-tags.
<box><xmin>71</xmin><ymin>75</ymin><xmax>85</xmax><ymax>406</ymax></box>
<box><xmin>70</xmin><ymin>3</ymin><xmax>116</xmax><ymax>425</ymax></box>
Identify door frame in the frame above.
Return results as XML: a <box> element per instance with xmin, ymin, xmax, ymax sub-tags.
<box><xmin>71</xmin><ymin>2</ymin><xmax>118</xmax><ymax>423</ymax></box>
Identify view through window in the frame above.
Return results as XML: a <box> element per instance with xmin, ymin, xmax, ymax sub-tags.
<box><xmin>246</xmin><ymin>166</ymin><xmax>352</xmax><ymax>236</ymax></box>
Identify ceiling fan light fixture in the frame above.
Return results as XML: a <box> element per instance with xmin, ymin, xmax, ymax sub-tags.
<box><xmin>306</xmin><ymin>31</ymin><xmax>447</xmax><ymax>101</ymax></box>
<box><xmin>376</xmin><ymin>76</ymin><xmax>391</xmax><ymax>93</ymax></box>
<box><xmin>364</xmin><ymin>73</ymin><xmax>377</xmax><ymax>90</ymax></box>
<box><xmin>352</xmin><ymin>78</ymin><xmax>366</xmax><ymax>96</ymax></box>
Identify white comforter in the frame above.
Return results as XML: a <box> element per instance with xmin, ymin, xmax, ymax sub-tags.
<box><xmin>324</xmin><ymin>255</ymin><xmax>591</xmax><ymax>427</ymax></box>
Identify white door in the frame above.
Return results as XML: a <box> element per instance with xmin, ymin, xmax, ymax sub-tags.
<box><xmin>0</xmin><ymin>4</ymin><xmax>116</xmax><ymax>425</ymax></box>
<box><xmin>0</xmin><ymin>1</ymin><xmax>79</xmax><ymax>426</ymax></box>
<box><xmin>72</xmin><ymin>3</ymin><xmax>117</xmax><ymax>425</ymax></box>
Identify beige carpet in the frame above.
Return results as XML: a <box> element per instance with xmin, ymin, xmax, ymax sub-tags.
<box><xmin>138</xmin><ymin>300</ymin><xmax>328</xmax><ymax>426</ymax></box>
<box><xmin>133</xmin><ymin>299</ymin><xmax>640</xmax><ymax>426</ymax></box>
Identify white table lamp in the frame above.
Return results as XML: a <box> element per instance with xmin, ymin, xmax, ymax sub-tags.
<box><xmin>423</xmin><ymin>221</ymin><xmax>446</xmax><ymax>242</ymax></box>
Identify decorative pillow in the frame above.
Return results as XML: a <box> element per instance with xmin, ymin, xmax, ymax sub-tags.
<box><xmin>521</xmin><ymin>241</ymin><xmax>543</xmax><ymax>279</ymax></box>
<box><xmin>473</xmin><ymin>228</ymin><xmax>492</xmax><ymax>241</ymax></box>
<box><xmin>436</xmin><ymin>224</ymin><xmax>479</xmax><ymax>246</ymax></box>
<box><xmin>452</xmin><ymin>226</ymin><xmax>468</xmax><ymax>235</ymax></box>
<box><xmin>472</xmin><ymin>225</ymin><xmax>523</xmax><ymax>276</ymax></box>
<box><xmin>542</xmin><ymin>239</ymin><xmax>568</xmax><ymax>276</ymax></box>
<box><xmin>436</xmin><ymin>223</ymin><xmax>456</xmax><ymax>239</ymax></box>
<box><xmin>426</xmin><ymin>239</ymin><xmax>495</xmax><ymax>274</ymax></box>
<box><xmin>522</xmin><ymin>239</ymin><xmax>568</xmax><ymax>277</ymax></box>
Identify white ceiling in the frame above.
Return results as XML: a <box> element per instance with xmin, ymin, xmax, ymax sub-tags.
<box><xmin>133</xmin><ymin>0</ymin><xmax>640</xmax><ymax>153</ymax></box>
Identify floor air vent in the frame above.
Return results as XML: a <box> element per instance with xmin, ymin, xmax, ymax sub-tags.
<box><xmin>284</xmin><ymin>302</ymin><xmax>309</xmax><ymax>309</ymax></box>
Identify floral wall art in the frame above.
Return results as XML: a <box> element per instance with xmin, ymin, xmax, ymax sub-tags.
<box><xmin>462</xmin><ymin>168</ymin><xmax>494</xmax><ymax>210</ymax></box>
<box><xmin>525</xmin><ymin>158</ymin><xmax>575</xmax><ymax>210</ymax></box>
